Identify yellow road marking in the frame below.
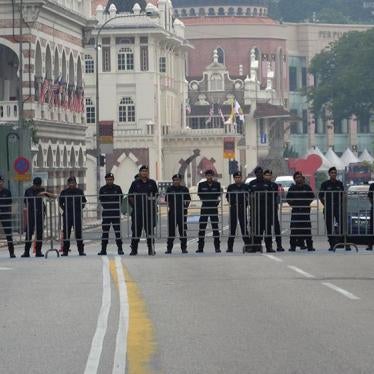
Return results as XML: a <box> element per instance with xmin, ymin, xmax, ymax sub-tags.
<box><xmin>109</xmin><ymin>259</ymin><xmax>157</xmax><ymax>374</ymax></box>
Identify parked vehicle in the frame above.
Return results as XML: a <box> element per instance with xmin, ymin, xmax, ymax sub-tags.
<box><xmin>345</xmin><ymin>162</ymin><xmax>371</xmax><ymax>185</ymax></box>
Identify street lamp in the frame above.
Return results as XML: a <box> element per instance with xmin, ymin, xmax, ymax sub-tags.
<box><xmin>95</xmin><ymin>11</ymin><xmax>159</xmax><ymax>196</ymax></box>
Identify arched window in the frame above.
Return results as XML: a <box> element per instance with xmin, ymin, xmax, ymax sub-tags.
<box><xmin>181</xmin><ymin>9</ymin><xmax>187</xmax><ymax>17</ymax></box>
<box><xmin>228</xmin><ymin>7</ymin><xmax>235</xmax><ymax>15</ymax></box>
<box><xmin>217</xmin><ymin>47</ymin><xmax>225</xmax><ymax>64</ymax></box>
<box><xmin>119</xmin><ymin>97</ymin><xmax>136</xmax><ymax>124</ymax></box>
<box><xmin>85</xmin><ymin>98</ymin><xmax>95</xmax><ymax>124</ymax></box>
<box><xmin>253</xmin><ymin>8</ymin><xmax>258</xmax><ymax>16</ymax></box>
<box><xmin>198</xmin><ymin>8</ymin><xmax>205</xmax><ymax>16</ymax></box>
<box><xmin>208</xmin><ymin>8</ymin><xmax>215</xmax><ymax>16</ymax></box>
<box><xmin>85</xmin><ymin>55</ymin><xmax>94</xmax><ymax>74</ymax></box>
<box><xmin>118</xmin><ymin>48</ymin><xmax>134</xmax><ymax>71</ymax></box>
<box><xmin>210</xmin><ymin>73</ymin><xmax>223</xmax><ymax>91</ymax></box>
<box><xmin>218</xmin><ymin>7</ymin><xmax>225</xmax><ymax>15</ymax></box>
<box><xmin>189</xmin><ymin>8</ymin><xmax>196</xmax><ymax>16</ymax></box>
<box><xmin>237</xmin><ymin>7</ymin><xmax>243</xmax><ymax>15</ymax></box>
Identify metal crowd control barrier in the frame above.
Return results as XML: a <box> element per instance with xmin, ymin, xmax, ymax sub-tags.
<box><xmin>0</xmin><ymin>189</ymin><xmax>373</xmax><ymax>255</ymax></box>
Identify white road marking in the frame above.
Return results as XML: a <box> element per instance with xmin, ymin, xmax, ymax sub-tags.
<box><xmin>84</xmin><ymin>257</ymin><xmax>111</xmax><ymax>374</ymax></box>
<box><xmin>287</xmin><ymin>265</ymin><xmax>315</xmax><ymax>279</ymax></box>
<box><xmin>113</xmin><ymin>256</ymin><xmax>129</xmax><ymax>374</ymax></box>
<box><xmin>322</xmin><ymin>282</ymin><xmax>360</xmax><ymax>300</ymax></box>
<box><xmin>263</xmin><ymin>254</ymin><xmax>283</xmax><ymax>263</ymax></box>
<box><xmin>0</xmin><ymin>267</ymin><xmax>12</xmax><ymax>270</ymax></box>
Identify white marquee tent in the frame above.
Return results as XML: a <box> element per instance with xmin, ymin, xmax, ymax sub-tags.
<box><xmin>358</xmin><ymin>149</ymin><xmax>374</xmax><ymax>163</ymax></box>
<box><xmin>324</xmin><ymin>147</ymin><xmax>345</xmax><ymax>170</ymax></box>
<box><xmin>340</xmin><ymin>148</ymin><xmax>359</xmax><ymax>167</ymax></box>
<box><xmin>305</xmin><ymin>147</ymin><xmax>332</xmax><ymax>171</ymax></box>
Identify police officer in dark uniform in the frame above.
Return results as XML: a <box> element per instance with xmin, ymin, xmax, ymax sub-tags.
<box><xmin>367</xmin><ymin>182</ymin><xmax>374</xmax><ymax>251</ymax></box>
<box><xmin>22</xmin><ymin>177</ymin><xmax>51</xmax><ymax>258</ymax></box>
<box><xmin>59</xmin><ymin>176</ymin><xmax>87</xmax><ymax>256</ymax></box>
<box><xmin>128</xmin><ymin>165</ymin><xmax>158</xmax><ymax>256</ymax></box>
<box><xmin>226</xmin><ymin>171</ymin><xmax>250</xmax><ymax>252</ymax></box>
<box><xmin>165</xmin><ymin>174</ymin><xmax>191</xmax><ymax>254</ymax></box>
<box><xmin>197</xmin><ymin>169</ymin><xmax>221</xmax><ymax>253</ymax></box>
<box><xmin>98</xmin><ymin>173</ymin><xmax>124</xmax><ymax>256</ymax></box>
<box><xmin>0</xmin><ymin>176</ymin><xmax>15</xmax><ymax>258</ymax></box>
<box><xmin>287</xmin><ymin>171</ymin><xmax>315</xmax><ymax>251</ymax></box>
<box><xmin>247</xmin><ymin>166</ymin><xmax>274</xmax><ymax>253</ymax></box>
<box><xmin>263</xmin><ymin>170</ymin><xmax>285</xmax><ymax>252</ymax></box>
<box><xmin>319</xmin><ymin>167</ymin><xmax>346</xmax><ymax>251</ymax></box>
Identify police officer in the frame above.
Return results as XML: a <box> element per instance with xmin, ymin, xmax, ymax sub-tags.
<box><xmin>287</xmin><ymin>171</ymin><xmax>315</xmax><ymax>251</ymax></box>
<box><xmin>226</xmin><ymin>171</ymin><xmax>250</xmax><ymax>252</ymax></box>
<box><xmin>197</xmin><ymin>169</ymin><xmax>221</xmax><ymax>253</ymax></box>
<box><xmin>367</xmin><ymin>182</ymin><xmax>374</xmax><ymax>251</ymax></box>
<box><xmin>0</xmin><ymin>176</ymin><xmax>15</xmax><ymax>258</ymax></box>
<box><xmin>247</xmin><ymin>166</ymin><xmax>274</xmax><ymax>253</ymax></box>
<box><xmin>165</xmin><ymin>174</ymin><xmax>191</xmax><ymax>254</ymax></box>
<box><xmin>128</xmin><ymin>166</ymin><xmax>158</xmax><ymax>256</ymax></box>
<box><xmin>21</xmin><ymin>177</ymin><xmax>52</xmax><ymax>258</ymax></box>
<box><xmin>263</xmin><ymin>170</ymin><xmax>285</xmax><ymax>252</ymax></box>
<box><xmin>98</xmin><ymin>173</ymin><xmax>124</xmax><ymax>256</ymax></box>
<box><xmin>319</xmin><ymin>167</ymin><xmax>346</xmax><ymax>251</ymax></box>
<box><xmin>59</xmin><ymin>176</ymin><xmax>87</xmax><ymax>256</ymax></box>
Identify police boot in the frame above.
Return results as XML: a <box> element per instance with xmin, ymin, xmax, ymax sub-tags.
<box><xmin>196</xmin><ymin>239</ymin><xmax>204</xmax><ymax>253</ymax></box>
<box><xmin>180</xmin><ymin>239</ymin><xmax>188</xmax><ymax>254</ymax></box>
<box><xmin>214</xmin><ymin>238</ymin><xmax>221</xmax><ymax>253</ymax></box>
<box><xmin>165</xmin><ymin>239</ymin><xmax>173</xmax><ymax>254</ymax></box>
<box><xmin>35</xmin><ymin>243</ymin><xmax>44</xmax><ymax>258</ymax></box>
<box><xmin>8</xmin><ymin>243</ymin><xmax>15</xmax><ymax>258</ymax></box>
<box><xmin>98</xmin><ymin>243</ymin><xmax>107</xmax><ymax>256</ymax></box>
<box><xmin>21</xmin><ymin>243</ymin><xmax>31</xmax><ymax>258</ymax></box>
<box><xmin>117</xmin><ymin>244</ymin><xmax>124</xmax><ymax>256</ymax></box>
<box><xmin>78</xmin><ymin>245</ymin><xmax>86</xmax><ymax>256</ymax></box>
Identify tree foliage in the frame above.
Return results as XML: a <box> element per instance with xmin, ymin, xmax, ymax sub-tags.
<box><xmin>308</xmin><ymin>29</ymin><xmax>374</xmax><ymax>122</ymax></box>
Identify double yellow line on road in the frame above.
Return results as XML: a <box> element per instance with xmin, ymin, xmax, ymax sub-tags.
<box><xmin>109</xmin><ymin>259</ymin><xmax>156</xmax><ymax>374</ymax></box>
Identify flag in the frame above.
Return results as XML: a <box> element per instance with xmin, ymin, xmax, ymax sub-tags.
<box><xmin>51</xmin><ymin>80</ymin><xmax>60</xmax><ymax>107</ymax></box>
<box><xmin>225</xmin><ymin>101</ymin><xmax>235</xmax><ymax>125</ymax></box>
<box><xmin>205</xmin><ymin>104</ymin><xmax>214</xmax><ymax>125</ymax></box>
<box><xmin>39</xmin><ymin>78</ymin><xmax>49</xmax><ymax>104</ymax></box>
<box><xmin>234</xmin><ymin>100</ymin><xmax>244</xmax><ymax>121</ymax></box>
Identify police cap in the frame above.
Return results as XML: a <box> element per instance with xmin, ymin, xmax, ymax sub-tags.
<box><xmin>205</xmin><ymin>169</ymin><xmax>214</xmax><ymax>176</ymax></box>
<box><xmin>33</xmin><ymin>177</ymin><xmax>42</xmax><ymax>186</ymax></box>
<box><xmin>172</xmin><ymin>174</ymin><xmax>183</xmax><ymax>180</ymax></box>
<box><xmin>105</xmin><ymin>173</ymin><xmax>114</xmax><ymax>179</ymax></box>
<box><xmin>67</xmin><ymin>176</ymin><xmax>77</xmax><ymax>183</ymax></box>
<box><xmin>253</xmin><ymin>166</ymin><xmax>263</xmax><ymax>174</ymax></box>
<box><xmin>139</xmin><ymin>165</ymin><xmax>149</xmax><ymax>172</ymax></box>
<box><xmin>233</xmin><ymin>171</ymin><xmax>242</xmax><ymax>177</ymax></box>
<box><xmin>263</xmin><ymin>169</ymin><xmax>272</xmax><ymax>175</ymax></box>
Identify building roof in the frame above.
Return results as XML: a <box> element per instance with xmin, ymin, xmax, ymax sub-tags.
<box><xmin>253</xmin><ymin>103</ymin><xmax>291</xmax><ymax>119</ymax></box>
<box><xmin>105</xmin><ymin>0</ymin><xmax>147</xmax><ymax>13</ymax></box>
<box><xmin>173</xmin><ymin>0</ymin><xmax>268</xmax><ymax>7</ymax></box>
<box><xmin>182</xmin><ymin>16</ymin><xmax>278</xmax><ymax>26</ymax></box>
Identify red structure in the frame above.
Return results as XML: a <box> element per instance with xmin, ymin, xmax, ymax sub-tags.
<box><xmin>288</xmin><ymin>154</ymin><xmax>322</xmax><ymax>190</ymax></box>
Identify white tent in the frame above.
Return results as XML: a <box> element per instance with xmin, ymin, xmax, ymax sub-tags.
<box><xmin>358</xmin><ymin>148</ymin><xmax>374</xmax><ymax>163</ymax></box>
<box><xmin>324</xmin><ymin>147</ymin><xmax>345</xmax><ymax>170</ymax></box>
<box><xmin>305</xmin><ymin>147</ymin><xmax>332</xmax><ymax>171</ymax></box>
<box><xmin>340</xmin><ymin>148</ymin><xmax>359</xmax><ymax>167</ymax></box>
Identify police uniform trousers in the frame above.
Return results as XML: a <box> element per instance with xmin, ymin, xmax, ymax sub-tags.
<box><xmin>273</xmin><ymin>206</ymin><xmax>283</xmax><ymax>249</ymax></box>
<box><xmin>167</xmin><ymin>209</ymin><xmax>187</xmax><ymax>251</ymax></box>
<box><xmin>227</xmin><ymin>205</ymin><xmax>250</xmax><ymax>250</ymax></box>
<box><xmin>25</xmin><ymin>209</ymin><xmax>43</xmax><ymax>253</ymax></box>
<box><xmin>101</xmin><ymin>213</ymin><xmax>122</xmax><ymax>250</ymax></box>
<box><xmin>290</xmin><ymin>207</ymin><xmax>313</xmax><ymax>249</ymax></box>
<box><xmin>249</xmin><ymin>205</ymin><xmax>272</xmax><ymax>251</ymax></box>
<box><xmin>131</xmin><ymin>205</ymin><xmax>156</xmax><ymax>252</ymax></box>
<box><xmin>0</xmin><ymin>212</ymin><xmax>13</xmax><ymax>246</ymax></box>
<box><xmin>63</xmin><ymin>213</ymin><xmax>84</xmax><ymax>253</ymax></box>
<box><xmin>324</xmin><ymin>205</ymin><xmax>343</xmax><ymax>248</ymax></box>
<box><xmin>198</xmin><ymin>206</ymin><xmax>220</xmax><ymax>250</ymax></box>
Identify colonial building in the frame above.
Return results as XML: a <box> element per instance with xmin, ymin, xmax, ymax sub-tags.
<box><xmin>0</xmin><ymin>0</ymin><xmax>94</xmax><ymax>194</ymax></box>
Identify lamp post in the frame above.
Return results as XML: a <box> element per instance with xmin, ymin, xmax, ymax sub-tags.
<box><xmin>95</xmin><ymin>12</ymin><xmax>158</xmax><ymax>195</ymax></box>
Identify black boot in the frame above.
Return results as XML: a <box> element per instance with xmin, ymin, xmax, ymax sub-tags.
<box><xmin>117</xmin><ymin>246</ymin><xmax>124</xmax><ymax>255</ymax></box>
<box><xmin>8</xmin><ymin>243</ymin><xmax>15</xmax><ymax>258</ymax></box>
<box><xmin>78</xmin><ymin>245</ymin><xmax>86</xmax><ymax>256</ymax></box>
<box><xmin>98</xmin><ymin>243</ymin><xmax>107</xmax><ymax>256</ymax></box>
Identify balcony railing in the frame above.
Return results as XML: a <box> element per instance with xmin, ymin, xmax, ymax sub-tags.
<box><xmin>0</xmin><ymin>101</ymin><xmax>18</xmax><ymax>121</ymax></box>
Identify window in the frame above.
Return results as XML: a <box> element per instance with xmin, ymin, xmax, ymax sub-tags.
<box><xmin>289</xmin><ymin>66</ymin><xmax>297</xmax><ymax>91</ymax></box>
<box><xmin>302</xmin><ymin>110</ymin><xmax>308</xmax><ymax>133</ymax></box>
<box><xmin>140</xmin><ymin>46</ymin><xmax>149</xmax><ymax>71</ymax></box>
<box><xmin>198</xmin><ymin>8</ymin><xmax>205</xmax><ymax>16</ymax></box>
<box><xmin>189</xmin><ymin>8</ymin><xmax>196</xmax><ymax>16</ymax></box>
<box><xmin>217</xmin><ymin>47</ymin><xmax>224</xmax><ymax>64</ymax></box>
<box><xmin>218</xmin><ymin>7</ymin><xmax>225</xmax><ymax>15</ymax></box>
<box><xmin>290</xmin><ymin>109</ymin><xmax>299</xmax><ymax>134</ymax></box>
<box><xmin>85</xmin><ymin>98</ymin><xmax>95</xmax><ymax>124</ymax></box>
<box><xmin>118</xmin><ymin>97</ymin><xmax>135</xmax><ymax>123</ymax></box>
<box><xmin>301</xmin><ymin>67</ymin><xmax>307</xmax><ymax>89</ymax></box>
<box><xmin>118</xmin><ymin>48</ymin><xmax>134</xmax><ymax>71</ymax></box>
<box><xmin>159</xmin><ymin>57</ymin><xmax>166</xmax><ymax>73</ymax></box>
<box><xmin>102</xmin><ymin>46</ymin><xmax>111</xmax><ymax>72</ymax></box>
<box><xmin>228</xmin><ymin>7</ymin><xmax>235</xmax><ymax>15</ymax></box>
<box><xmin>140</xmin><ymin>36</ymin><xmax>148</xmax><ymax>44</ymax></box>
<box><xmin>85</xmin><ymin>55</ymin><xmax>94</xmax><ymax>74</ymax></box>
<box><xmin>210</xmin><ymin>73</ymin><xmax>223</xmax><ymax>91</ymax></box>
<box><xmin>115</xmin><ymin>37</ymin><xmax>135</xmax><ymax>45</ymax></box>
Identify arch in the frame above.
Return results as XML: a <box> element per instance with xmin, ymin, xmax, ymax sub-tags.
<box><xmin>76</xmin><ymin>57</ymin><xmax>82</xmax><ymax>87</ymax></box>
<box><xmin>174</xmin><ymin>9</ymin><xmax>179</xmax><ymax>17</ymax></box>
<box><xmin>70</xmin><ymin>146</ymin><xmax>76</xmax><ymax>168</ymax></box>
<box><xmin>253</xmin><ymin>8</ymin><xmax>258</xmax><ymax>16</ymax></box>
<box><xmin>189</xmin><ymin>8</ymin><xmax>196</xmax><ymax>16</ymax></box>
<box><xmin>54</xmin><ymin>48</ymin><xmax>60</xmax><ymax>80</ymax></box>
<box><xmin>63</xmin><ymin>146</ymin><xmax>68</xmax><ymax>167</ymax></box>
<box><xmin>68</xmin><ymin>53</ymin><xmax>75</xmax><ymax>86</ymax></box>
<box><xmin>56</xmin><ymin>145</ymin><xmax>61</xmax><ymax>167</ymax></box>
<box><xmin>0</xmin><ymin>44</ymin><xmax>19</xmax><ymax>101</ymax></box>
<box><xmin>61</xmin><ymin>51</ymin><xmax>67</xmax><ymax>83</ymax></box>
<box><xmin>46</xmin><ymin>146</ymin><xmax>53</xmax><ymax>168</ymax></box>
<box><xmin>112</xmin><ymin>154</ymin><xmax>139</xmax><ymax>194</ymax></box>
<box><xmin>228</xmin><ymin>7</ymin><xmax>235</xmax><ymax>15</ymax></box>
<box><xmin>181</xmin><ymin>8</ymin><xmax>187</xmax><ymax>17</ymax></box>
<box><xmin>208</xmin><ymin>8</ymin><xmax>215</xmax><ymax>16</ymax></box>
<box><xmin>198</xmin><ymin>7</ymin><xmax>205</xmax><ymax>16</ymax></box>
<box><xmin>78</xmin><ymin>148</ymin><xmax>84</xmax><ymax>168</ymax></box>
<box><xmin>45</xmin><ymin>45</ymin><xmax>52</xmax><ymax>80</ymax></box>
<box><xmin>259</xmin><ymin>8</ymin><xmax>263</xmax><ymax>16</ymax></box>
<box><xmin>37</xmin><ymin>145</ymin><xmax>43</xmax><ymax>168</ymax></box>
<box><xmin>35</xmin><ymin>42</ymin><xmax>42</xmax><ymax>77</ymax></box>
<box><xmin>217</xmin><ymin>47</ymin><xmax>224</xmax><ymax>64</ymax></box>
<box><xmin>218</xmin><ymin>7</ymin><xmax>225</xmax><ymax>15</ymax></box>
<box><xmin>246</xmin><ymin>8</ymin><xmax>251</xmax><ymax>15</ymax></box>
<box><xmin>210</xmin><ymin>73</ymin><xmax>223</xmax><ymax>91</ymax></box>
<box><xmin>237</xmin><ymin>7</ymin><xmax>243</xmax><ymax>15</ymax></box>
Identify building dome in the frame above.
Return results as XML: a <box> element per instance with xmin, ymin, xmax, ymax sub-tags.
<box><xmin>105</xmin><ymin>0</ymin><xmax>147</xmax><ymax>13</ymax></box>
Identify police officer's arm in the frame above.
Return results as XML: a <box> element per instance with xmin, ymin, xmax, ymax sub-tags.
<box><xmin>318</xmin><ymin>182</ymin><xmax>326</xmax><ymax>205</ymax></box>
<box><xmin>81</xmin><ymin>190</ymin><xmax>87</xmax><ymax>209</ymax></box>
<box><xmin>197</xmin><ymin>182</ymin><xmax>204</xmax><ymax>200</ymax></box>
<box><xmin>99</xmin><ymin>186</ymin><xmax>104</xmax><ymax>204</ymax></box>
<box><xmin>184</xmin><ymin>187</ymin><xmax>191</xmax><ymax>208</ymax></box>
<box><xmin>216</xmin><ymin>183</ymin><xmax>222</xmax><ymax>206</ymax></box>
<box><xmin>128</xmin><ymin>181</ymin><xmax>136</xmax><ymax>206</ymax></box>
<box><xmin>368</xmin><ymin>184</ymin><xmax>374</xmax><ymax>204</ymax></box>
<box><xmin>286</xmin><ymin>186</ymin><xmax>294</xmax><ymax>206</ymax></box>
<box><xmin>165</xmin><ymin>186</ymin><xmax>171</xmax><ymax>204</ymax></box>
<box><xmin>58</xmin><ymin>191</ymin><xmax>65</xmax><ymax>210</ymax></box>
<box><xmin>4</xmin><ymin>189</ymin><xmax>12</xmax><ymax>210</ymax></box>
<box><xmin>306</xmin><ymin>185</ymin><xmax>315</xmax><ymax>206</ymax></box>
<box><xmin>225</xmin><ymin>185</ymin><xmax>230</xmax><ymax>204</ymax></box>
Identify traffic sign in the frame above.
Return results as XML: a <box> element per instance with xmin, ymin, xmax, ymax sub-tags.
<box><xmin>14</xmin><ymin>157</ymin><xmax>30</xmax><ymax>175</ymax></box>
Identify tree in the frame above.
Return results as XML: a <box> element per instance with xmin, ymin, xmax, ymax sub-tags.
<box><xmin>308</xmin><ymin>29</ymin><xmax>374</xmax><ymax>124</ymax></box>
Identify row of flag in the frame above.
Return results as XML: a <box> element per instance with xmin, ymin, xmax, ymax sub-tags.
<box><xmin>37</xmin><ymin>77</ymin><xmax>84</xmax><ymax>113</ymax></box>
<box><xmin>186</xmin><ymin>99</ymin><xmax>245</xmax><ymax>125</ymax></box>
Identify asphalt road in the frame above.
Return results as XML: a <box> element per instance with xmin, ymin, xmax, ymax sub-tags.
<box><xmin>1</xmin><ymin>237</ymin><xmax>374</xmax><ymax>374</ymax></box>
